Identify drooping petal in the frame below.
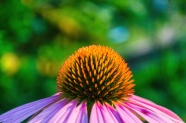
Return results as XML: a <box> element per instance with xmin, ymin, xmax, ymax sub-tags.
<box><xmin>28</xmin><ymin>98</ymin><xmax>69</xmax><ymax>123</ymax></box>
<box><xmin>132</xmin><ymin>95</ymin><xmax>183</xmax><ymax>122</ymax></box>
<box><xmin>90</xmin><ymin>102</ymin><xmax>122</xmax><ymax>123</ymax></box>
<box><xmin>0</xmin><ymin>93</ymin><xmax>61</xmax><ymax>123</ymax></box>
<box><xmin>125</xmin><ymin>103</ymin><xmax>167</xmax><ymax>123</ymax></box>
<box><xmin>128</xmin><ymin>95</ymin><xmax>184</xmax><ymax>123</ymax></box>
<box><xmin>115</xmin><ymin>103</ymin><xmax>143</xmax><ymax>123</ymax></box>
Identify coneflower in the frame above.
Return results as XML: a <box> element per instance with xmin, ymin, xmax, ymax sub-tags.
<box><xmin>0</xmin><ymin>45</ymin><xmax>183</xmax><ymax>123</ymax></box>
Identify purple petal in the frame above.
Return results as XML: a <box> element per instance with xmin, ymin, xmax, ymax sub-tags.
<box><xmin>29</xmin><ymin>99</ymin><xmax>88</xmax><ymax>123</ymax></box>
<box><xmin>49</xmin><ymin>100</ymin><xmax>78</xmax><ymax>123</ymax></box>
<box><xmin>28</xmin><ymin>98</ymin><xmax>68</xmax><ymax>123</ymax></box>
<box><xmin>0</xmin><ymin>93</ymin><xmax>60</xmax><ymax>123</ymax></box>
<box><xmin>129</xmin><ymin>95</ymin><xmax>184</xmax><ymax>123</ymax></box>
<box><xmin>115</xmin><ymin>103</ymin><xmax>142</xmax><ymax>123</ymax></box>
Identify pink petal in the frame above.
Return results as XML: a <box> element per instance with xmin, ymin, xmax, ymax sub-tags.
<box><xmin>70</xmin><ymin>101</ymin><xmax>88</xmax><ymax>123</ymax></box>
<box><xmin>126</xmin><ymin>103</ymin><xmax>168</xmax><ymax>123</ymax></box>
<box><xmin>132</xmin><ymin>95</ymin><xmax>183</xmax><ymax>121</ymax></box>
<box><xmin>28</xmin><ymin>98</ymin><xmax>68</xmax><ymax>123</ymax></box>
<box><xmin>129</xmin><ymin>95</ymin><xmax>184</xmax><ymax>123</ymax></box>
<box><xmin>90</xmin><ymin>102</ymin><xmax>122</xmax><ymax>123</ymax></box>
<box><xmin>89</xmin><ymin>102</ymin><xmax>105</xmax><ymax>123</ymax></box>
<box><xmin>0</xmin><ymin>93</ymin><xmax>60</xmax><ymax>123</ymax></box>
<box><xmin>115</xmin><ymin>103</ymin><xmax>143</xmax><ymax>123</ymax></box>
<box><xmin>99</xmin><ymin>103</ymin><xmax>120</xmax><ymax>123</ymax></box>
<box><xmin>104</xmin><ymin>103</ymin><xmax>123</xmax><ymax>123</ymax></box>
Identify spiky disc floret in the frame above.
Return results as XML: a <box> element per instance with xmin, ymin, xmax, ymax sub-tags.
<box><xmin>57</xmin><ymin>45</ymin><xmax>135</xmax><ymax>103</ymax></box>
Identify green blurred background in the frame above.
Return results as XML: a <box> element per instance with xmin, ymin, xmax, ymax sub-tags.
<box><xmin>0</xmin><ymin>0</ymin><xmax>186</xmax><ymax>121</ymax></box>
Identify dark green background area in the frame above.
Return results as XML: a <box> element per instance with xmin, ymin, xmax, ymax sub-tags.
<box><xmin>0</xmin><ymin>0</ymin><xmax>186</xmax><ymax>121</ymax></box>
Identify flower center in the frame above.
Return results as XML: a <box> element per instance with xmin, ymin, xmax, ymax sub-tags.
<box><xmin>57</xmin><ymin>45</ymin><xmax>135</xmax><ymax>103</ymax></box>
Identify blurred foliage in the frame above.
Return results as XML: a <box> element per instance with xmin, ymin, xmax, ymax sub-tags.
<box><xmin>0</xmin><ymin>0</ymin><xmax>186</xmax><ymax>121</ymax></box>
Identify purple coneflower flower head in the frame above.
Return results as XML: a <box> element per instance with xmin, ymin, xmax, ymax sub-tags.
<box><xmin>0</xmin><ymin>45</ymin><xmax>184</xmax><ymax>123</ymax></box>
